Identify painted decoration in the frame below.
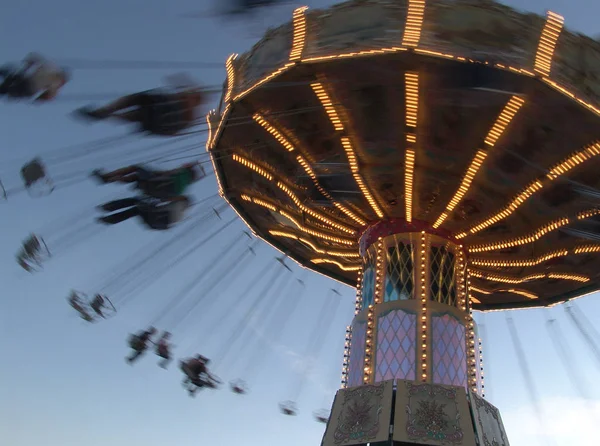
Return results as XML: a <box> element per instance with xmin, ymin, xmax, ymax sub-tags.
<box><xmin>469</xmin><ymin>391</ymin><xmax>510</xmax><ymax>446</ymax></box>
<box><xmin>321</xmin><ymin>380</ymin><xmax>393</xmax><ymax>446</ymax></box>
<box><xmin>393</xmin><ymin>381</ymin><xmax>476</xmax><ymax>445</ymax></box>
<box><xmin>375</xmin><ymin>309</ymin><xmax>417</xmax><ymax>382</ymax></box>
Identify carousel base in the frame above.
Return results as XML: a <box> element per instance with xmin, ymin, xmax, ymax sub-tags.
<box><xmin>320</xmin><ymin>379</ymin><xmax>509</xmax><ymax>446</ymax></box>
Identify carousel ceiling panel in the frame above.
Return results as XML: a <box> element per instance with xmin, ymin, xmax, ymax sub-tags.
<box><xmin>210</xmin><ymin>0</ymin><xmax>600</xmax><ymax>310</ymax></box>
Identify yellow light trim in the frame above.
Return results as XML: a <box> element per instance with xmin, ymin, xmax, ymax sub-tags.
<box><xmin>210</xmin><ymin>103</ymin><xmax>231</xmax><ymax>151</ymax></box>
<box><xmin>278</xmin><ymin>210</ymin><xmax>355</xmax><ymax>245</ymax></box>
<box><xmin>402</xmin><ymin>0</ymin><xmax>426</xmax><ymax>47</ymax></box>
<box><xmin>407</xmin><ymin>133</ymin><xmax>417</xmax><ymax>143</ymax></box>
<box><xmin>302</xmin><ymin>47</ymin><xmax>407</xmax><ymax>64</ymax></box>
<box><xmin>484</xmin><ymin>96</ymin><xmax>525</xmax><ymax>147</ymax></box>
<box><xmin>574</xmin><ymin>245</ymin><xmax>600</xmax><ymax>254</ymax></box>
<box><xmin>546</xmin><ymin>142</ymin><xmax>600</xmax><ymax>180</ymax></box>
<box><xmin>432</xmin><ymin>150</ymin><xmax>487</xmax><ymax>228</ymax></box>
<box><xmin>542</xmin><ymin>78</ymin><xmax>600</xmax><ymax>117</ymax></box>
<box><xmin>253</xmin><ymin>114</ymin><xmax>296</xmax><ymax>152</ymax></box>
<box><xmin>471</xmin><ymin>285</ymin><xmax>538</xmax><ymax>300</ymax></box>
<box><xmin>232</xmin><ymin>153</ymin><xmax>274</xmax><ymax>181</ymax></box>
<box><xmin>470</xmin><ymin>270</ymin><xmax>590</xmax><ymax>284</ymax></box>
<box><xmin>341</xmin><ymin>137</ymin><xmax>384</xmax><ymax>218</ymax></box>
<box><xmin>276</xmin><ymin>181</ymin><xmax>356</xmax><ymax>234</ymax></box>
<box><xmin>252</xmin><ymin>112</ymin><xmax>365</xmax><ymax>226</ymax></box>
<box><xmin>241</xmin><ymin>194</ymin><xmax>355</xmax><ymax>246</ymax></box>
<box><xmin>405</xmin><ymin>72</ymin><xmax>419</xmax><ymax>128</ymax></box>
<box><xmin>311</xmin><ymin>82</ymin><xmax>344</xmax><ymax>131</ymax></box>
<box><xmin>467</xmin><ymin>142</ymin><xmax>600</xmax><ymax>236</ymax></box>
<box><xmin>311</xmin><ymin>258</ymin><xmax>361</xmax><ymax>272</ymax></box>
<box><xmin>471</xmin><ymin>296</ymin><xmax>482</xmax><ymax>304</ymax></box>
<box><xmin>471</xmin><ymin>249</ymin><xmax>568</xmax><ymax>267</ymax></box>
<box><xmin>534</xmin><ymin>11</ymin><xmax>564</xmax><ymax>77</ymax></box>
<box><xmin>233</xmin><ymin>63</ymin><xmax>294</xmax><ymax>101</ymax></box>
<box><xmin>269</xmin><ymin>230</ymin><xmax>360</xmax><ymax>258</ymax></box>
<box><xmin>205</xmin><ymin>110</ymin><xmax>215</xmax><ymax>151</ymax></box>
<box><xmin>289</xmin><ymin>6</ymin><xmax>309</xmax><ymax>61</ymax></box>
<box><xmin>468</xmin><ymin>217</ymin><xmax>570</xmax><ymax>252</ymax></box>
<box><xmin>224</xmin><ymin>54</ymin><xmax>238</xmax><ymax>103</ymax></box>
<box><xmin>405</xmin><ymin>149</ymin><xmax>415</xmax><ymax>222</ymax></box>
<box><xmin>208</xmin><ymin>148</ymin><xmax>225</xmax><ymax>197</ymax></box>
<box><xmin>578</xmin><ymin>209</ymin><xmax>600</xmax><ymax>220</ymax></box>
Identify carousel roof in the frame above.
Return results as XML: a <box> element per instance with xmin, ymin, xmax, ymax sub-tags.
<box><xmin>208</xmin><ymin>0</ymin><xmax>600</xmax><ymax>311</ymax></box>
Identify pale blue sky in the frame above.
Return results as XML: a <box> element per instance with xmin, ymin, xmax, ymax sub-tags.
<box><xmin>1</xmin><ymin>1</ymin><xmax>599</xmax><ymax>445</ymax></box>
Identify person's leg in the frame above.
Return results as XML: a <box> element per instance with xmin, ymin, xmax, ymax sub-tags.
<box><xmin>99</xmin><ymin>198</ymin><xmax>140</xmax><ymax>212</ymax></box>
<box><xmin>98</xmin><ymin>207</ymin><xmax>139</xmax><ymax>225</ymax></box>
<box><xmin>139</xmin><ymin>209</ymin><xmax>170</xmax><ymax>230</ymax></box>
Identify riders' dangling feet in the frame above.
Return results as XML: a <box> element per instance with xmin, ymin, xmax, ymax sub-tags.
<box><xmin>74</xmin><ymin>107</ymin><xmax>107</xmax><ymax>122</ymax></box>
<box><xmin>91</xmin><ymin>169</ymin><xmax>110</xmax><ymax>184</ymax></box>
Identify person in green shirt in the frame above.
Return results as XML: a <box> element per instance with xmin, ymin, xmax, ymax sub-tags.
<box><xmin>91</xmin><ymin>162</ymin><xmax>204</xmax><ymax>198</ymax></box>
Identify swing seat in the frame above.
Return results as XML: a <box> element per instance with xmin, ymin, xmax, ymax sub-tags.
<box><xmin>313</xmin><ymin>409</ymin><xmax>330</xmax><ymax>424</ymax></box>
<box><xmin>279</xmin><ymin>401</ymin><xmax>297</xmax><ymax>416</ymax></box>
<box><xmin>17</xmin><ymin>235</ymin><xmax>50</xmax><ymax>273</ymax></box>
<box><xmin>229</xmin><ymin>379</ymin><xmax>248</xmax><ymax>395</ymax></box>
<box><xmin>21</xmin><ymin>158</ymin><xmax>54</xmax><ymax>197</ymax></box>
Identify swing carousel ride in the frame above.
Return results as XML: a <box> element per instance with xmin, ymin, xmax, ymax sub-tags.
<box><xmin>3</xmin><ymin>0</ymin><xmax>600</xmax><ymax>445</ymax></box>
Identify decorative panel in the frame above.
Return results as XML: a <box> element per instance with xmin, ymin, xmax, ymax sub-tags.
<box><xmin>430</xmin><ymin>246</ymin><xmax>457</xmax><ymax>306</ymax></box>
<box><xmin>321</xmin><ymin>380</ymin><xmax>394</xmax><ymax>446</ymax></box>
<box><xmin>347</xmin><ymin>321</ymin><xmax>366</xmax><ymax>388</ymax></box>
<box><xmin>384</xmin><ymin>243</ymin><xmax>414</xmax><ymax>302</ymax></box>
<box><xmin>470</xmin><ymin>391</ymin><xmax>510</xmax><ymax>446</ymax></box>
<box><xmin>375</xmin><ymin>309</ymin><xmax>416</xmax><ymax>382</ymax></box>
<box><xmin>393</xmin><ymin>381</ymin><xmax>476</xmax><ymax>445</ymax></box>
<box><xmin>431</xmin><ymin>314</ymin><xmax>468</xmax><ymax>389</ymax></box>
<box><xmin>361</xmin><ymin>249</ymin><xmax>376</xmax><ymax>310</ymax></box>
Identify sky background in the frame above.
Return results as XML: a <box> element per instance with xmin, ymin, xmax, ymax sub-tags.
<box><xmin>1</xmin><ymin>1</ymin><xmax>599</xmax><ymax>445</ymax></box>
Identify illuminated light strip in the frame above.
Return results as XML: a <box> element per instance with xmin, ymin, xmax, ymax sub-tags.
<box><xmin>310</xmin><ymin>82</ymin><xmax>344</xmax><ymax>131</ymax></box>
<box><xmin>433</xmin><ymin>96</ymin><xmax>524</xmax><ymax>229</ymax></box>
<box><xmin>465</xmin><ymin>142</ymin><xmax>600</xmax><ymax>236</ymax></box>
<box><xmin>224</xmin><ymin>54</ymin><xmax>238</xmax><ymax>103</ymax></box>
<box><xmin>205</xmin><ymin>111</ymin><xmax>214</xmax><ymax>152</ymax></box>
<box><xmin>208</xmin><ymin>148</ymin><xmax>225</xmax><ymax>197</ymax></box>
<box><xmin>253</xmin><ymin>114</ymin><xmax>296</xmax><ymax>152</ymax></box>
<box><xmin>470</xmin><ymin>285</ymin><xmax>538</xmax><ymax>300</ymax></box>
<box><xmin>574</xmin><ymin>245</ymin><xmax>600</xmax><ymax>254</ymax></box>
<box><xmin>341</xmin><ymin>137</ymin><xmax>384</xmax><ymax>218</ymax></box>
<box><xmin>470</xmin><ymin>270</ymin><xmax>590</xmax><ymax>284</ymax></box>
<box><xmin>289</xmin><ymin>6</ymin><xmax>309</xmax><ymax>61</ymax></box>
<box><xmin>405</xmin><ymin>149</ymin><xmax>416</xmax><ymax>222</ymax></box>
<box><xmin>433</xmin><ymin>150</ymin><xmax>487</xmax><ymax>228</ymax></box>
<box><xmin>546</xmin><ymin>142</ymin><xmax>600</xmax><ymax>179</ymax></box>
<box><xmin>302</xmin><ymin>47</ymin><xmax>407</xmax><ymax>64</ymax></box>
<box><xmin>483</xmin><ymin>96</ymin><xmax>526</xmax><ymax>147</ymax></box>
<box><xmin>253</xmin><ymin>113</ymin><xmax>366</xmax><ymax>225</ymax></box>
<box><xmin>402</xmin><ymin>0</ymin><xmax>426</xmax><ymax>47</ymax></box>
<box><xmin>311</xmin><ymin>258</ymin><xmax>361</xmax><ymax>272</ymax></box>
<box><xmin>534</xmin><ymin>11</ymin><xmax>564</xmax><ymax>77</ymax></box>
<box><xmin>471</xmin><ymin>249</ymin><xmax>568</xmax><ymax>267</ymax></box>
<box><xmin>405</xmin><ymin>72</ymin><xmax>420</xmax><ymax>127</ymax></box>
<box><xmin>241</xmin><ymin>194</ymin><xmax>355</xmax><ymax>245</ymax></box>
<box><xmin>210</xmin><ymin>103</ymin><xmax>231</xmax><ymax>150</ymax></box>
<box><xmin>542</xmin><ymin>78</ymin><xmax>600</xmax><ymax>117</ymax></box>
<box><xmin>354</xmin><ymin>267</ymin><xmax>363</xmax><ymax>316</ymax></box>
<box><xmin>269</xmin><ymin>230</ymin><xmax>360</xmax><ymax>258</ymax></box>
<box><xmin>233</xmin><ymin>63</ymin><xmax>294</xmax><ymax>101</ymax></box>
<box><xmin>470</xmin><ymin>296</ymin><xmax>482</xmax><ymax>304</ymax></box>
<box><xmin>374</xmin><ymin>238</ymin><xmax>384</xmax><ymax>305</ymax></box>
<box><xmin>363</xmin><ymin>304</ymin><xmax>375</xmax><ymax>384</ymax></box>
<box><xmin>468</xmin><ymin>217</ymin><xmax>570</xmax><ymax>252</ymax></box>
<box><xmin>276</xmin><ymin>181</ymin><xmax>355</xmax><ymax>234</ymax></box>
<box><xmin>457</xmin><ymin>248</ymin><xmax>467</xmax><ymax>311</ymax></box>
<box><xmin>419</xmin><ymin>232</ymin><xmax>427</xmax><ymax>382</ymax></box>
<box><xmin>342</xmin><ymin>326</ymin><xmax>351</xmax><ymax>388</ymax></box>
<box><xmin>578</xmin><ymin>208</ymin><xmax>600</xmax><ymax>220</ymax></box>
<box><xmin>232</xmin><ymin>153</ymin><xmax>274</xmax><ymax>180</ymax></box>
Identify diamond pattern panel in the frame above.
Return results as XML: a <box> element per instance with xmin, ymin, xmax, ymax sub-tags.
<box><xmin>384</xmin><ymin>244</ymin><xmax>414</xmax><ymax>302</ymax></box>
<box><xmin>347</xmin><ymin>321</ymin><xmax>366</xmax><ymax>387</ymax></box>
<box><xmin>375</xmin><ymin>310</ymin><xmax>416</xmax><ymax>382</ymax></box>
<box><xmin>430</xmin><ymin>246</ymin><xmax>457</xmax><ymax>305</ymax></box>
<box><xmin>361</xmin><ymin>250</ymin><xmax>376</xmax><ymax>310</ymax></box>
<box><xmin>432</xmin><ymin>314</ymin><xmax>467</xmax><ymax>389</ymax></box>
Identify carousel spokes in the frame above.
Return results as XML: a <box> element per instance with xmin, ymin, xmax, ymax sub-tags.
<box><xmin>68</xmin><ymin>290</ymin><xmax>116</xmax><ymax>322</ymax></box>
<box><xmin>21</xmin><ymin>158</ymin><xmax>54</xmax><ymax>197</ymax></box>
<box><xmin>16</xmin><ymin>233</ymin><xmax>50</xmax><ymax>272</ymax></box>
<box><xmin>313</xmin><ymin>409</ymin><xmax>330</xmax><ymax>424</ymax></box>
<box><xmin>279</xmin><ymin>400</ymin><xmax>297</xmax><ymax>416</ymax></box>
<box><xmin>229</xmin><ymin>379</ymin><xmax>249</xmax><ymax>395</ymax></box>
